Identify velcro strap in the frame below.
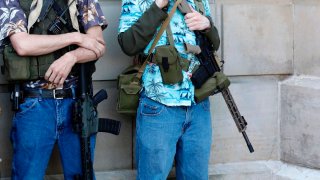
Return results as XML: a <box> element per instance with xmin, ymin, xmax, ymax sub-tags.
<box><xmin>177</xmin><ymin>0</ymin><xmax>190</xmax><ymax>15</ymax></box>
<box><xmin>38</xmin><ymin>0</ymin><xmax>55</xmax><ymax>21</ymax></box>
<box><xmin>184</xmin><ymin>43</ymin><xmax>201</xmax><ymax>54</ymax></box>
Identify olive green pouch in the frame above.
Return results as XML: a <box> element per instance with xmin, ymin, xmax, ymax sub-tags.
<box><xmin>195</xmin><ymin>72</ymin><xmax>230</xmax><ymax>103</ymax></box>
<box><xmin>155</xmin><ymin>45</ymin><xmax>183</xmax><ymax>85</ymax></box>
<box><xmin>37</xmin><ymin>53</ymin><xmax>56</xmax><ymax>78</ymax></box>
<box><xmin>215</xmin><ymin>72</ymin><xmax>230</xmax><ymax>91</ymax></box>
<box><xmin>195</xmin><ymin>75</ymin><xmax>217</xmax><ymax>103</ymax></box>
<box><xmin>3</xmin><ymin>45</ymin><xmax>31</xmax><ymax>81</ymax></box>
<box><xmin>116</xmin><ymin>65</ymin><xmax>142</xmax><ymax>115</ymax></box>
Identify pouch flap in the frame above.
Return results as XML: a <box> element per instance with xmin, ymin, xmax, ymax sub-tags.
<box><xmin>155</xmin><ymin>45</ymin><xmax>179</xmax><ymax>64</ymax></box>
<box><xmin>184</xmin><ymin>43</ymin><xmax>201</xmax><ymax>54</ymax></box>
<box><xmin>121</xmin><ymin>84</ymin><xmax>141</xmax><ymax>95</ymax></box>
<box><xmin>122</xmin><ymin>64</ymin><xmax>141</xmax><ymax>75</ymax></box>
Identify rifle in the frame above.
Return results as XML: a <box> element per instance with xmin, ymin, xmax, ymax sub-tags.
<box><xmin>178</xmin><ymin>0</ymin><xmax>254</xmax><ymax>153</ymax></box>
<box><xmin>73</xmin><ymin>63</ymin><xmax>122</xmax><ymax>180</ymax></box>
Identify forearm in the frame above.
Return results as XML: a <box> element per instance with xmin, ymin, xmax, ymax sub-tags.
<box><xmin>69</xmin><ymin>25</ymin><xmax>105</xmax><ymax>63</ymax></box>
<box><xmin>67</xmin><ymin>47</ymin><xmax>97</xmax><ymax>63</ymax></box>
<box><xmin>118</xmin><ymin>2</ymin><xmax>167</xmax><ymax>56</ymax></box>
<box><xmin>9</xmin><ymin>32</ymin><xmax>82</xmax><ymax>56</ymax></box>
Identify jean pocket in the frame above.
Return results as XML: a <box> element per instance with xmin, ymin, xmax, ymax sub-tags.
<box><xmin>18</xmin><ymin>98</ymin><xmax>39</xmax><ymax>115</ymax></box>
<box><xmin>140</xmin><ymin>98</ymin><xmax>164</xmax><ymax>116</ymax></box>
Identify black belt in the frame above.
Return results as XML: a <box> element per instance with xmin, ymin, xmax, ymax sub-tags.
<box><xmin>23</xmin><ymin>88</ymin><xmax>75</xmax><ymax>99</ymax></box>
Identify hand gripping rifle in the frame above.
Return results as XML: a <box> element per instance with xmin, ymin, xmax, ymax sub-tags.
<box><xmin>73</xmin><ymin>63</ymin><xmax>122</xmax><ymax>179</ymax></box>
<box><xmin>178</xmin><ymin>0</ymin><xmax>254</xmax><ymax>153</ymax></box>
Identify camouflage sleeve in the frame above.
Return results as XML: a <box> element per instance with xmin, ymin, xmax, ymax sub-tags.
<box><xmin>118</xmin><ymin>2</ymin><xmax>167</xmax><ymax>56</ymax></box>
<box><xmin>0</xmin><ymin>0</ymin><xmax>27</xmax><ymax>46</ymax></box>
<box><xmin>77</xmin><ymin>0</ymin><xmax>108</xmax><ymax>32</ymax></box>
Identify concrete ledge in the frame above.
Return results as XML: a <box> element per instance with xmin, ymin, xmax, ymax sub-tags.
<box><xmin>280</xmin><ymin>76</ymin><xmax>320</xmax><ymax>169</ymax></box>
<box><xmin>210</xmin><ymin>161</ymin><xmax>320</xmax><ymax>180</ymax></box>
<box><xmin>2</xmin><ymin>161</ymin><xmax>319</xmax><ymax>180</ymax></box>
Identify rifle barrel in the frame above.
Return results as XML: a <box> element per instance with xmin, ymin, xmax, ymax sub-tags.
<box><xmin>176</xmin><ymin>0</ymin><xmax>254</xmax><ymax>153</ymax></box>
<box><xmin>242</xmin><ymin>132</ymin><xmax>254</xmax><ymax>153</ymax></box>
<box><xmin>221</xmin><ymin>88</ymin><xmax>254</xmax><ymax>153</ymax></box>
<box><xmin>80</xmin><ymin>137</ymin><xmax>94</xmax><ymax>180</ymax></box>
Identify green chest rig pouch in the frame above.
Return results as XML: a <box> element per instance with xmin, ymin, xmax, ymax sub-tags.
<box><xmin>178</xmin><ymin>0</ymin><xmax>229</xmax><ymax>103</ymax></box>
<box><xmin>2</xmin><ymin>0</ymin><xmax>95</xmax><ymax>82</ymax></box>
<box><xmin>153</xmin><ymin>25</ymin><xmax>185</xmax><ymax>85</ymax></box>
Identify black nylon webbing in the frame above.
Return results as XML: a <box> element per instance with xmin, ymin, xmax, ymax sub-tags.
<box><xmin>38</xmin><ymin>0</ymin><xmax>55</xmax><ymax>21</ymax></box>
<box><xmin>52</xmin><ymin>0</ymin><xmax>76</xmax><ymax>32</ymax></box>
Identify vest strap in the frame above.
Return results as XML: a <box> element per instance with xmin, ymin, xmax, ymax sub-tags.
<box><xmin>38</xmin><ymin>0</ymin><xmax>55</xmax><ymax>22</ymax></box>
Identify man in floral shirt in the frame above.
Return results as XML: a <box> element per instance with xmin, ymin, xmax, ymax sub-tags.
<box><xmin>0</xmin><ymin>0</ymin><xmax>107</xmax><ymax>179</ymax></box>
<box><xmin>118</xmin><ymin>0</ymin><xmax>220</xmax><ymax>178</ymax></box>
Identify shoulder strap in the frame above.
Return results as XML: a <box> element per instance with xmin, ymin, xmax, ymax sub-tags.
<box><xmin>166</xmin><ymin>25</ymin><xmax>175</xmax><ymax>47</ymax></box>
<box><xmin>38</xmin><ymin>0</ymin><xmax>55</xmax><ymax>21</ymax></box>
<box><xmin>178</xmin><ymin>0</ymin><xmax>204</xmax><ymax>15</ymax></box>
<box><xmin>135</xmin><ymin>0</ymin><xmax>183</xmax><ymax>81</ymax></box>
<box><xmin>177</xmin><ymin>0</ymin><xmax>203</xmax><ymax>54</ymax></box>
<box><xmin>194</xmin><ymin>0</ymin><xmax>205</xmax><ymax>15</ymax></box>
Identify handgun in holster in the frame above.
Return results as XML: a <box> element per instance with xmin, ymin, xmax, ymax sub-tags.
<box><xmin>10</xmin><ymin>84</ymin><xmax>23</xmax><ymax>111</ymax></box>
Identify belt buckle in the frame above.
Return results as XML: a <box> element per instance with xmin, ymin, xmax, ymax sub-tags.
<box><xmin>53</xmin><ymin>88</ymin><xmax>64</xmax><ymax>99</ymax></box>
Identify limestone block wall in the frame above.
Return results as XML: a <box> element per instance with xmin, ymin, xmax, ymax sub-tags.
<box><xmin>280</xmin><ymin>0</ymin><xmax>320</xmax><ymax>171</ymax></box>
<box><xmin>210</xmin><ymin>0</ymin><xmax>320</xmax><ymax>179</ymax></box>
<box><xmin>281</xmin><ymin>78</ymin><xmax>320</xmax><ymax>169</ymax></box>
<box><xmin>0</xmin><ymin>0</ymin><xmax>320</xmax><ymax>179</ymax></box>
<box><xmin>210</xmin><ymin>0</ymin><xmax>292</xmax><ymax>166</ymax></box>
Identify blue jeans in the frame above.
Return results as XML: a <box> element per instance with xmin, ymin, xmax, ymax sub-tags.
<box><xmin>136</xmin><ymin>96</ymin><xmax>212</xmax><ymax>180</ymax></box>
<box><xmin>10</xmin><ymin>97</ymin><xmax>96</xmax><ymax>180</ymax></box>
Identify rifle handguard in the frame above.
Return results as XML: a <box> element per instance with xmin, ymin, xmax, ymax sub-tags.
<box><xmin>98</xmin><ymin>118</ymin><xmax>121</xmax><ymax>135</ymax></box>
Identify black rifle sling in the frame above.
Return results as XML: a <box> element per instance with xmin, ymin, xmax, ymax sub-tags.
<box><xmin>51</xmin><ymin>1</ymin><xmax>75</xmax><ymax>32</ymax></box>
<box><xmin>38</xmin><ymin>0</ymin><xmax>55</xmax><ymax>21</ymax></box>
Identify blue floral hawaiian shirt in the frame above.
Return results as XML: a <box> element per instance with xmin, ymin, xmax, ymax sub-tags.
<box><xmin>119</xmin><ymin>0</ymin><xmax>212</xmax><ymax>106</ymax></box>
<box><xmin>0</xmin><ymin>0</ymin><xmax>107</xmax><ymax>89</ymax></box>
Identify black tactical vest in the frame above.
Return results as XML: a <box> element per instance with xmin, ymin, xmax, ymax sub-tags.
<box><xmin>23</xmin><ymin>0</ymin><xmax>78</xmax><ymax>79</ymax></box>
